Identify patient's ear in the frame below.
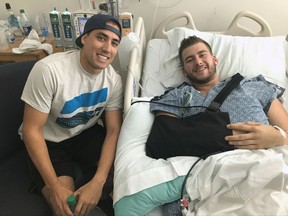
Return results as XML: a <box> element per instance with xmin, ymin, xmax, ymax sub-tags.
<box><xmin>182</xmin><ymin>68</ymin><xmax>187</xmax><ymax>76</ymax></box>
<box><xmin>213</xmin><ymin>56</ymin><xmax>218</xmax><ymax>65</ymax></box>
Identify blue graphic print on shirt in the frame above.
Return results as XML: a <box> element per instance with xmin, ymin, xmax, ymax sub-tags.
<box><xmin>56</xmin><ymin>88</ymin><xmax>108</xmax><ymax>128</ymax></box>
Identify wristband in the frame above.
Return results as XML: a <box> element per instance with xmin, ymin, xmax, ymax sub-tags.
<box><xmin>273</xmin><ymin>126</ymin><xmax>287</xmax><ymax>139</ymax></box>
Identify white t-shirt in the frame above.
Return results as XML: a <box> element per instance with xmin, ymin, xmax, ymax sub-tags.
<box><xmin>19</xmin><ymin>50</ymin><xmax>123</xmax><ymax>142</ymax></box>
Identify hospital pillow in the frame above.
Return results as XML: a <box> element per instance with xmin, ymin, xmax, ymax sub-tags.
<box><xmin>163</xmin><ymin>27</ymin><xmax>287</xmax><ymax>89</ymax></box>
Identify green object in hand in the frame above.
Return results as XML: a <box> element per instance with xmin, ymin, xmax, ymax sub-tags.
<box><xmin>67</xmin><ymin>195</ymin><xmax>77</xmax><ymax>213</ymax></box>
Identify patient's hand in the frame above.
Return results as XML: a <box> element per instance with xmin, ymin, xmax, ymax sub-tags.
<box><xmin>225</xmin><ymin>121</ymin><xmax>287</xmax><ymax>149</ymax></box>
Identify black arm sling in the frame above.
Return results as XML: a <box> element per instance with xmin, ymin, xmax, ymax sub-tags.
<box><xmin>145</xmin><ymin>73</ymin><xmax>244</xmax><ymax>159</ymax></box>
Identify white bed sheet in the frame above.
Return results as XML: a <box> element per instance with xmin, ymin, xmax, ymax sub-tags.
<box><xmin>114</xmin><ymin>97</ymin><xmax>198</xmax><ymax>215</ymax></box>
<box><xmin>184</xmin><ymin>146</ymin><xmax>288</xmax><ymax>215</ymax></box>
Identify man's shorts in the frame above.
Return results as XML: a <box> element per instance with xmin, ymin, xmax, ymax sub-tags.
<box><xmin>29</xmin><ymin>123</ymin><xmax>107</xmax><ymax>192</ymax></box>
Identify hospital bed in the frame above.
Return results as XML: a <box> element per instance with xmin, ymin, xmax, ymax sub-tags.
<box><xmin>114</xmin><ymin>11</ymin><xmax>288</xmax><ymax>215</ymax></box>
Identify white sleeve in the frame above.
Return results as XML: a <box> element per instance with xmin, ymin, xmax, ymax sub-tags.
<box><xmin>106</xmin><ymin>73</ymin><xmax>123</xmax><ymax>111</ymax></box>
<box><xmin>21</xmin><ymin>61</ymin><xmax>55</xmax><ymax>113</ymax></box>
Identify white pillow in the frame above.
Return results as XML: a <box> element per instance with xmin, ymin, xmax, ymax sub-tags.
<box><xmin>164</xmin><ymin>27</ymin><xmax>287</xmax><ymax>89</ymax></box>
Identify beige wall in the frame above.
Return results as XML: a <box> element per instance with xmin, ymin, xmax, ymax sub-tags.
<box><xmin>1</xmin><ymin>0</ymin><xmax>288</xmax><ymax>37</ymax></box>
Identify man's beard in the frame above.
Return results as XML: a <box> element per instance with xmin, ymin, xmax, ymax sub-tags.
<box><xmin>187</xmin><ymin>65</ymin><xmax>216</xmax><ymax>85</ymax></box>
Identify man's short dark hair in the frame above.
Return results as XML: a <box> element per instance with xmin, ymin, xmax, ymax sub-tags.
<box><xmin>178</xmin><ymin>36</ymin><xmax>213</xmax><ymax>67</ymax></box>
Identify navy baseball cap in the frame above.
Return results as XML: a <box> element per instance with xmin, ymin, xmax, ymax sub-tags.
<box><xmin>75</xmin><ymin>13</ymin><xmax>122</xmax><ymax>48</ymax></box>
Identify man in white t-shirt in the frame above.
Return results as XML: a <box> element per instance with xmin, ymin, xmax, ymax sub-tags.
<box><xmin>18</xmin><ymin>13</ymin><xmax>123</xmax><ymax>216</ymax></box>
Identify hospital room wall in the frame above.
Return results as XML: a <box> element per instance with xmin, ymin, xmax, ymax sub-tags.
<box><xmin>129</xmin><ymin>0</ymin><xmax>288</xmax><ymax>37</ymax></box>
<box><xmin>0</xmin><ymin>0</ymin><xmax>288</xmax><ymax>37</ymax></box>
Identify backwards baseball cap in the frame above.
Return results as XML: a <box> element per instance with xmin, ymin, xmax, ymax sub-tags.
<box><xmin>75</xmin><ymin>13</ymin><xmax>122</xmax><ymax>48</ymax></box>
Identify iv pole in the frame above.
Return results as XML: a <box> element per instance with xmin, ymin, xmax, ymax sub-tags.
<box><xmin>109</xmin><ymin>0</ymin><xmax>120</xmax><ymax>19</ymax></box>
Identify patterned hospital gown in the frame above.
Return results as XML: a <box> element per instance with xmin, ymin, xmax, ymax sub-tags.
<box><xmin>150</xmin><ymin>74</ymin><xmax>284</xmax><ymax>125</ymax></box>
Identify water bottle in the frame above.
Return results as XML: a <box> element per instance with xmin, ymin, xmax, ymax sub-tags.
<box><xmin>37</xmin><ymin>13</ymin><xmax>49</xmax><ymax>38</ymax></box>
<box><xmin>0</xmin><ymin>28</ymin><xmax>9</xmax><ymax>51</ymax></box>
<box><xmin>19</xmin><ymin>9</ymin><xmax>32</xmax><ymax>36</ymax></box>
<box><xmin>67</xmin><ymin>195</ymin><xmax>107</xmax><ymax>216</ymax></box>
<box><xmin>67</xmin><ymin>195</ymin><xmax>77</xmax><ymax>213</ymax></box>
<box><xmin>5</xmin><ymin>28</ymin><xmax>15</xmax><ymax>43</ymax></box>
<box><xmin>5</xmin><ymin>3</ymin><xmax>22</xmax><ymax>37</ymax></box>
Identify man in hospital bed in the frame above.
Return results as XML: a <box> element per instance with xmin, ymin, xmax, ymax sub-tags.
<box><xmin>147</xmin><ymin>35</ymin><xmax>288</xmax><ymax>215</ymax></box>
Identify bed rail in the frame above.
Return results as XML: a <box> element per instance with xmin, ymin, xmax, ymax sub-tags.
<box><xmin>153</xmin><ymin>11</ymin><xmax>197</xmax><ymax>39</ymax></box>
<box><xmin>153</xmin><ymin>10</ymin><xmax>272</xmax><ymax>38</ymax></box>
<box><xmin>221</xmin><ymin>11</ymin><xmax>272</xmax><ymax>36</ymax></box>
<box><xmin>123</xmin><ymin>17</ymin><xmax>146</xmax><ymax>116</ymax></box>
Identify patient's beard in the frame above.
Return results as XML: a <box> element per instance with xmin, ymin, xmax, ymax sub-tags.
<box><xmin>187</xmin><ymin>64</ymin><xmax>217</xmax><ymax>85</ymax></box>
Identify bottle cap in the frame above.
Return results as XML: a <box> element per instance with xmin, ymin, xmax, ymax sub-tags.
<box><xmin>67</xmin><ymin>195</ymin><xmax>77</xmax><ymax>205</ymax></box>
<box><xmin>20</xmin><ymin>9</ymin><xmax>25</xmax><ymax>13</ymax></box>
<box><xmin>5</xmin><ymin>3</ymin><xmax>11</xmax><ymax>10</ymax></box>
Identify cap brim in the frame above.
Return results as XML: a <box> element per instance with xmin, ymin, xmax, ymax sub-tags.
<box><xmin>75</xmin><ymin>35</ymin><xmax>83</xmax><ymax>48</ymax></box>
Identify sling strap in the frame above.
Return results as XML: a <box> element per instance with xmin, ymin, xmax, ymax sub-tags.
<box><xmin>207</xmin><ymin>73</ymin><xmax>243</xmax><ymax>111</ymax></box>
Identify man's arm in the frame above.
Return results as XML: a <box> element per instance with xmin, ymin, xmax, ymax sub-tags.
<box><xmin>22</xmin><ymin>103</ymin><xmax>59</xmax><ymax>188</ymax></box>
<box><xmin>22</xmin><ymin>103</ymin><xmax>73</xmax><ymax>216</ymax></box>
<box><xmin>267</xmin><ymin>99</ymin><xmax>288</xmax><ymax>131</ymax></box>
<box><xmin>225</xmin><ymin>99</ymin><xmax>288</xmax><ymax>149</ymax></box>
<box><xmin>92</xmin><ymin>109</ymin><xmax>122</xmax><ymax>191</ymax></box>
<box><xmin>74</xmin><ymin>109</ymin><xmax>122</xmax><ymax>215</ymax></box>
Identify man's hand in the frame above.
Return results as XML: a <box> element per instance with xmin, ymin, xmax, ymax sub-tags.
<box><xmin>46</xmin><ymin>179</ymin><xmax>74</xmax><ymax>216</ymax></box>
<box><xmin>73</xmin><ymin>181</ymin><xmax>103</xmax><ymax>216</ymax></box>
<box><xmin>225</xmin><ymin>121</ymin><xmax>286</xmax><ymax>149</ymax></box>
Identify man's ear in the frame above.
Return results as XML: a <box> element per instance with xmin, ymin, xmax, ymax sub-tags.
<box><xmin>81</xmin><ymin>34</ymin><xmax>87</xmax><ymax>47</ymax></box>
<box><xmin>213</xmin><ymin>56</ymin><xmax>218</xmax><ymax>65</ymax></box>
<box><xmin>182</xmin><ymin>68</ymin><xmax>187</xmax><ymax>76</ymax></box>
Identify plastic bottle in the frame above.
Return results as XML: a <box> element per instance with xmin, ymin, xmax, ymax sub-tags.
<box><xmin>67</xmin><ymin>195</ymin><xmax>77</xmax><ymax>213</ymax></box>
<box><xmin>5</xmin><ymin>28</ymin><xmax>15</xmax><ymax>43</ymax></box>
<box><xmin>19</xmin><ymin>9</ymin><xmax>32</xmax><ymax>36</ymax></box>
<box><xmin>0</xmin><ymin>28</ymin><xmax>9</xmax><ymax>50</ymax></box>
<box><xmin>37</xmin><ymin>12</ymin><xmax>49</xmax><ymax>38</ymax></box>
<box><xmin>5</xmin><ymin>3</ymin><xmax>22</xmax><ymax>37</ymax></box>
<box><xmin>67</xmin><ymin>195</ymin><xmax>107</xmax><ymax>216</ymax></box>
